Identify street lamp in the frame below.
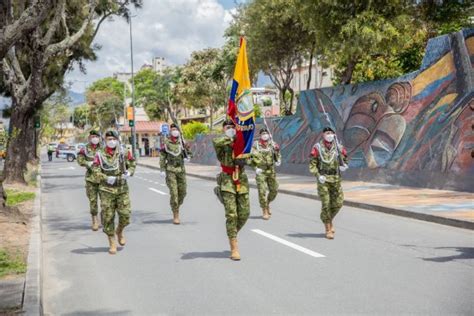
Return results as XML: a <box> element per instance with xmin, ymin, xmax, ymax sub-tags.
<box><xmin>129</xmin><ymin>15</ymin><xmax>137</xmax><ymax>157</ymax></box>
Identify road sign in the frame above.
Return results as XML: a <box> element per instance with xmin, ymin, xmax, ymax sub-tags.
<box><xmin>161</xmin><ymin>123</ymin><xmax>169</xmax><ymax>135</ymax></box>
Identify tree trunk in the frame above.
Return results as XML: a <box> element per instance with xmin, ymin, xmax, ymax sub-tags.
<box><xmin>340</xmin><ymin>58</ymin><xmax>357</xmax><ymax>85</ymax></box>
<box><xmin>287</xmin><ymin>87</ymin><xmax>295</xmax><ymax>115</ymax></box>
<box><xmin>306</xmin><ymin>42</ymin><xmax>316</xmax><ymax>91</ymax></box>
<box><xmin>209</xmin><ymin>105</ymin><xmax>214</xmax><ymax>131</ymax></box>
<box><xmin>3</xmin><ymin>104</ymin><xmax>36</xmax><ymax>184</ymax></box>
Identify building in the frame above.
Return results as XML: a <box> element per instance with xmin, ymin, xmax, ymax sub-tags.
<box><xmin>251</xmin><ymin>88</ymin><xmax>280</xmax><ymax>117</ymax></box>
<box><xmin>287</xmin><ymin>59</ymin><xmax>334</xmax><ymax>93</ymax></box>
<box><xmin>120</xmin><ymin>121</ymin><xmax>163</xmax><ymax>157</ymax></box>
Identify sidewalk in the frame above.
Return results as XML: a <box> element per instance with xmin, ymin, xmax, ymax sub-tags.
<box><xmin>137</xmin><ymin>157</ymin><xmax>474</xmax><ymax>230</ymax></box>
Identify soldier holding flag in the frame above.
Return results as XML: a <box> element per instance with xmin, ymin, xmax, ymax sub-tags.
<box><xmin>213</xmin><ymin>36</ymin><xmax>254</xmax><ymax>261</ymax></box>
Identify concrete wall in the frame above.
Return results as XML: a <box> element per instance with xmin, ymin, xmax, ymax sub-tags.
<box><xmin>190</xmin><ymin>29</ymin><xmax>474</xmax><ymax>192</ymax></box>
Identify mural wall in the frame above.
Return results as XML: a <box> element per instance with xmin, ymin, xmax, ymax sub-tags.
<box><xmin>191</xmin><ymin>29</ymin><xmax>474</xmax><ymax>192</ymax></box>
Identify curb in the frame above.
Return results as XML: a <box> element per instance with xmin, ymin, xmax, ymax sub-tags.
<box><xmin>138</xmin><ymin>162</ymin><xmax>474</xmax><ymax>231</ymax></box>
<box><xmin>22</xmin><ymin>174</ymin><xmax>42</xmax><ymax>315</ymax></box>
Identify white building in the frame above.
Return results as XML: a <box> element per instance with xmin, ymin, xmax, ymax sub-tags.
<box><xmin>288</xmin><ymin>59</ymin><xmax>334</xmax><ymax>93</ymax></box>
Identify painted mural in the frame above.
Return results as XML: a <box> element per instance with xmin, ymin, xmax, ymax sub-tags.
<box><xmin>191</xmin><ymin>29</ymin><xmax>474</xmax><ymax>191</ymax></box>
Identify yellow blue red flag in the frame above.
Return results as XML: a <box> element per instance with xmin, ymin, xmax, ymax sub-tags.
<box><xmin>227</xmin><ymin>37</ymin><xmax>255</xmax><ymax>158</ymax></box>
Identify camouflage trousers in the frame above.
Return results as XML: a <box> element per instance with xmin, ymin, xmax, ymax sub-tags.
<box><xmin>99</xmin><ymin>189</ymin><xmax>131</xmax><ymax>236</ymax></box>
<box><xmin>85</xmin><ymin>181</ymin><xmax>100</xmax><ymax>216</ymax></box>
<box><xmin>317</xmin><ymin>180</ymin><xmax>344</xmax><ymax>224</ymax></box>
<box><xmin>166</xmin><ymin>171</ymin><xmax>187</xmax><ymax>212</ymax></box>
<box><xmin>256</xmin><ymin>172</ymin><xmax>278</xmax><ymax>209</ymax></box>
<box><xmin>222</xmin><ymin>192</ymin><xmax>250</xmax><ymax>239</ymax></box>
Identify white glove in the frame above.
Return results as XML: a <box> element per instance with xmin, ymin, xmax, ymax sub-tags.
<box><xmin>318</xmin><ymin>175</ymin><xmax>326</xmax><ymax>184</ymax></box>
<box><xmin>339</xmin><ymin>164</ymin><xmax>348</xmax><ymax>172</ymax></box>
<box><xmin>122</xmin><ymin>171</ymin><xmax>130</xmax><ymax>179</ymax></box>
<box><xmin>184</xmin><ymin>157</ymin><xmax>191</xmax><ymax>162</ymax></box>
<box><xmin>160</xmin><ymin>171</ymin><xmax>166</xmax><ymax>178</ymax></box>
<box><xmin>275</xmin><ymin>160</ymin><xmax>281</xmax><ymax>167</ymax></box>
<box><xmin>106</xmin><ymin>176</ymin><xmax>116</xmax><ymax>185</ymax></box>
<box><xmin>255</xmin><ymin>168</ymin><xmax>263</xmax><ymax>175</ymax></box>
<box><xmin>87</xmin><ymin>161</ymin><xmax>93</xmax><ymax>168</ymax></box>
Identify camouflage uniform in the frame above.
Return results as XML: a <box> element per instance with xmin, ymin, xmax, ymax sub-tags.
<box><xmin>309</xmin><ymin>140</ymin><xmax>348</xmax><ymax>224</ymax></box>
<box><xmin>77</xmin><ymin>143</ymin><xmax>101</xmax><ymax>216</ymax></box>
<box><xmin>250</xmin><ymin>140</ymin><xmax>281</xmax><ymax>209</ymax></box>
<box><xmin>160</xmin><ymin>137</ymin><xmax>192</xmax><ymax>213</ymax></box>
<box><xmin>92</xmin><ymin>147</ymin><xmax>136</xmax><ymax>236</ymax></box>
<box><xmin>213</xmin><ymin>136</ymin><xmax>250</xmax><ymax>239</ymax></box>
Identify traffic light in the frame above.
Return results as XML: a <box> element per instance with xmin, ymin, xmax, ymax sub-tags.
<box><xmin>34</xmin><ymin>116</ymin><xmax>40</xmax><ymax>128</ymax></box>
<box><xmin>129</xmin><ymin>120</ymin><xmax>134</xmax><ymax>127</ymax></box>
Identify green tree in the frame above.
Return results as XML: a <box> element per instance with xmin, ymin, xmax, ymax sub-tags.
<box><xmin>1</xmin><ymin>0</ymin><xmax>142</xmax><ymax>184</ymax></box>
<box><xmin>241</xmin><ymin>0</ymin><xmax>313</xmax><ymax>114</ymax></box>
<box><xmin>86</xmin><ymin>90</ymin><xmax>123</xmax><ymax>131</ymax></box>
<box><xmin>87</xmin><ymin>77</ymin><xmax>125</xmax><ymax>99</ymax></box>
<box><xmin>181</xmin><ymin>121</ymin><xmax>208</xmax><ymax>140</ymax></box>
<box><xmin>73</xmin><ymin>104</ymin><xmax>90</xmax><ymax>129</ymax></box>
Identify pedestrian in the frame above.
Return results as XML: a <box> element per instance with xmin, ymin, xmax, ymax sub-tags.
<box><xmin>250</xmin><ymin>128</ymin><xmax>281</xmax><ymax>220</ymax></box>
<box><xmin>309</xmin><ymin>127</ymin><xmax>348</xmax><ymax>239</ymax></box>
<box><xmin>213</xmin><ymin>119</ymin><xmax>250</xmax><ymax>261</ymax></box>
<box><xmin>47</xmin><ymin>143</ymin><xmax>55</xmax><ymax>161</ymax></box>
<box><xmin>160</xmin><ymin>124</ymin><xmax>192</xmax><ymax>225</ymax></box>
<box><xmin>77</xmin><ymin>130</ymin><xmax>102</xmax><ymax>231</ymax></box>
<box><xmin>92</xmin><ymin>130</ymin><xmax>136</xmax><ymax>255</ymax></box>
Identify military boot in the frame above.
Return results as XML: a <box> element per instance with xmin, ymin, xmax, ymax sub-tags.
<box><xmin>268</xmin><ymin>206</ymin><xmax>272</xmax><ymax>216</ymax></box>
<box><xmin>173</xmin><ymin>211</ymin><xmax>180</xmax><ymax>225</ymax></box>
<box><xmin>262</xmin><ymin>208</ymin><xmax>270</xmax><ymax>220</ymax></box>
<box><xmin>229</xmin><ymin>238</ymin><xmax>241</xmax><ymax>261</ymax></box>
<box><xmin>91</xmin><ymin>215</ymin><xmax>99</xmax><ymax>231</ymax></box>
<box><xmin>116</xmin><ymin>225</ymin><xmax>126</xmax><ymax>246</ymax></box>
<box><xmin>108</xmin><ymin>236</ymin><xmax>117</xmax><ymax>255</ymax></box>
<box><xmin>330</xmin><ymin>221</ymin><xmax>335</xmax><ymax>234</ymax></box>
<box><xmin>325</xmin><ymin>223</ymin><xmax>334</xmax><ymax>239</ymax></box>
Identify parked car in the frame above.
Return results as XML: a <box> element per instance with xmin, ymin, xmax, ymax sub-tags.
<box><xmin>57</xmin><ymin>144</ymin><xmax>83</xmax><ymax>162</ymax></box>
<box><xmin>55</xmin><ymin>143</ymin><xmax>69</xmax><ymax>158</ymax></box>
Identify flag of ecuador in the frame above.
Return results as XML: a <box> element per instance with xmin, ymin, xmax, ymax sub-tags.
<box><xmin>227</xmin><ymin>37</ymin><xmax>255</xmax><ymax>158</ymax></box>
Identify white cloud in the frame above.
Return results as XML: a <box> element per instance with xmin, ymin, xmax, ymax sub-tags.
<box><xmin>66</xmin><ymin>0</ymin><xmax>232</xmax><ymax>93</ymax></box>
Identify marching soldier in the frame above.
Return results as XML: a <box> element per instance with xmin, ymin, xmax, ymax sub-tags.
<box><xmin>250</xmin><ymin>128</ymin><xmax>281</xmax><ymax>220</ymax></box>
<box><xmin>92</xmin><ymin>130</ymin><xmax>136</xmax><ymax>255</ymax></box>
<box><xmin>213</xmin><ymin>119</ymin><xmax>250</xmax><ymax>261</ymax></box>
<box><xmin>309</xmin><ymin>127</ymin><xmax>348</xmax><ymax>239</ymax></box>
<box><xmin>160</xmin><ymin>124</ymin><xmax>192</xmax><ymax>225</ymax></box>
<box><xmin>77</xmin><ymin>130</ymin><xmax>102</xmax><ymax>231</ymax></box>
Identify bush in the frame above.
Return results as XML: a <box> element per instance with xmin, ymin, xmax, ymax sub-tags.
<box><xmin>182</xmin><ymin>121</ymin><xmax>209</xmax><ymax>140</ymax></box>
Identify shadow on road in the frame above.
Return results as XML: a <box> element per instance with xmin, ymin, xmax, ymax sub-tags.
<box><xmin>63</xmin><ymin>309</ymin><xmax>132</xmax><ymax>315</ymax></box>
<box><xmin>42</xmin><ymin>174</ymin><xmax>84</xmax><ymax>179</ymax></box>
<box><xmin>141</xmin><ymin>219</ymin><xmax>198</xmax><ymax>225</ymax></box>
<box><xmin>249</xmin><ymin>216</ymin><xmax>264</xmax><ymax>220</ymax></box>
<box><xmin>71</xmin><ymin>246</ymin><xmax>124</xmax><ymax>255</ymax></box>
<box><xmin>287</xmin><ymin>232</ymin><xmax>326</xmax><ymax>238</ymax></box>
<box><xmin>423</xmin><ymin>247</ymin><xmax>474</xmax><ymax>263</ymax></box>
<box><xmin>181</xmin><ymin>251</ymin><xmax>231</xmax><ymax>260</ymax></box>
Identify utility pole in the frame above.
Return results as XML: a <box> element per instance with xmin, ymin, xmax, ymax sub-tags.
<box><xmin>129</xmin><ymin>15</ymin><xmax>137</xmax><ymax>157</ymax></box>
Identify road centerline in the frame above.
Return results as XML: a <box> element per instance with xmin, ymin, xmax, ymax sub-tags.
<box><xmin>252</xmin><ymin>229</ymin><xmax>326</xmax><ymax>258</ymax></box>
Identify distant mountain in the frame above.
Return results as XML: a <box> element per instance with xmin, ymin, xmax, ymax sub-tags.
<box><xmin>67</xmin><ymin>90</ymin><xmax>86</xmax><ymax>107</ymax></box>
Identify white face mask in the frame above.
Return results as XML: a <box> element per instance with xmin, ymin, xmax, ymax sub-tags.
<box><xmin>261</xmin><ymin>134</ymin><xmax>270</xmax><ymax>141</ymax></box>
<box><xmin>323</xmin><ymin>134</ymin><xmax>335</xmax><ymax>142</ymax></box>
<box><xmin>90</xmin><ymin>137</ymin><xmax>100</xmax><ymax>145</ymax></box>
<box><xmin>171</xmin><ymin>130</ymin><xmax>180</xmax><ymax>137</ymax></box>
<box><xmin>107</xmin><ymin>140</ymin><xmax>117</xmax><ymax>148</ymax></box>
<box><xmin>225</xmin><ymin>128</ymin><xmax>236</xmax><ymax>138</ymax></box>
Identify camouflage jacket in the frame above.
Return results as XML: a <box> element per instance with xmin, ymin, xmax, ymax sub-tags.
<box><xmin>212</xmin><ymin>136</ymin><xmax>249</xmax><ymax>194</ymax></box>
<box><xmin>309</xmin><ymin>140</ymin><xmax>348</xmax><ymax>183</ymax></box>
<box><xmin>250</xmin><ymin>140</ymin><xmax>281</xmax><ymax>174</ymax></box>
<box><xmin>160</xmin><ymin>137</ymin><xmax>192</xmax><ymax>173</ymax></box>
<box><xmin>92</xmin><ymin>147</ymin><xmax>136</xmax><ymax>194</ymax></box>
<box><xmin>77</xmin><ymin>143</ymin><xmax>101</xmax><ymax>183</ymax></box>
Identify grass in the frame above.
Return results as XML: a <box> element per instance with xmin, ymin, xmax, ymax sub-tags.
<box><xmin>5</xmin><ymin>189</ymin><xmax>35</xmax><ymax>207</ymax></box>
<box><xmin>0</xmin><ymin>249</ymin><xmax>26</xmax><ymax>278</ymax></box>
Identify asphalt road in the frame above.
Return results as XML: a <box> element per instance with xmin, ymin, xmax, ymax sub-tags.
<box><xmin>41</xmin><ymin>157</ymin><xmax>474</xmax><ymax>315</ymax></box>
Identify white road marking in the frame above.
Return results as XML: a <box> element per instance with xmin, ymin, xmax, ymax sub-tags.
<box><xmin>251</xmin><ymin>229</ymin><xmax>325</xmax><ymax>258</ymax></box>
<box><xmin>149</xmin><ymin>187</ymin><xmax>167</xmax><ymax>195</ymax></box>
<box><xmin>59</xmin><ymin>166</ymin><xmax>75</xmax><ymax>170</ymax></box>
